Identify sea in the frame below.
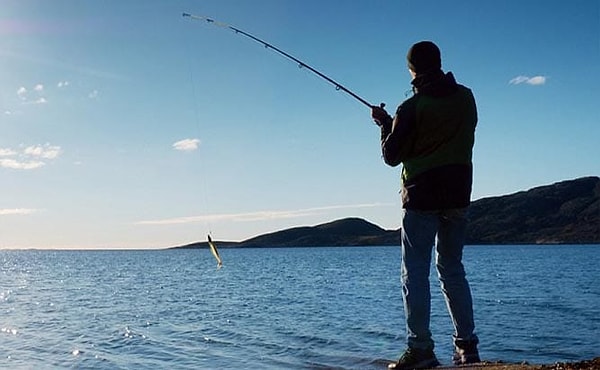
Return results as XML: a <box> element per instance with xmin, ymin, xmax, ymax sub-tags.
<box><xmin>1</xmin><ymin>245</ymin><xmax>599</xmax><ymax>369</ymax></box>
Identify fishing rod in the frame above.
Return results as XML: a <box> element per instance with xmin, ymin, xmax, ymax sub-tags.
<box><xmin>182</xmin><ymin>12</ymin><xmax>382</xmax><ymax>109</ymax></box>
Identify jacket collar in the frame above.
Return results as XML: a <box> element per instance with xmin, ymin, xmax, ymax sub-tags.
<box><xmin>411</xmin><ymin>70</ymin><xmax>458</xmax><ymax>96</ymax></box>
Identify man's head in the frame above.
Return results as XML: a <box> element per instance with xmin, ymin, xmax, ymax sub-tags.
<box><xmin>407</xmin><ymin>41</ymin><xmax>442</xmax><ymax>75</ymax></box>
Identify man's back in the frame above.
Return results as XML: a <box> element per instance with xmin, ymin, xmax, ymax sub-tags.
<box><xmin>383</xmin><ymin>70</ymin><xmax>477</xmax><ymax>210</ymax></box>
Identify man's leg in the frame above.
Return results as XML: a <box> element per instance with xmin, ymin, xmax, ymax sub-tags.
<box><xmin>401</xmin><ymin>209</ymin><xmax>438</xmax><ymax>350</ymax></box>
<box><xmin>435</xmin><ymin>208</ymin><xmax>479</xmax><ymax>363</ymax></box>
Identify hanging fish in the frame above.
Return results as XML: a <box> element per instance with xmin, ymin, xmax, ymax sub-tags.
<box><xmin>207</xmin><ymin>234</ymin><xmax>223</xmax><ymax>269</ymax></box>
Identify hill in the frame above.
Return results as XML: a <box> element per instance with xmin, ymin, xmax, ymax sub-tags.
<box><xmin>238</xmin><ymin>217</ymin><xmax>398</xmax><ymax>247</ymax></box>
<box><xmin>172</xmin><ymin>176</ymin><xmax>599</xmax><ymax>249</ymax></box>
<box><xmin>466</xmin><ymin>176</ymin><xmax>599</xmax><ymax>244</ymax></box>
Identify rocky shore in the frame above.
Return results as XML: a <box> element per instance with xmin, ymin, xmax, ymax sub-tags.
<box><xmin>435</xmin><ymin>357</ymin><xmax>600</xmax><ymax>369</ymax></box>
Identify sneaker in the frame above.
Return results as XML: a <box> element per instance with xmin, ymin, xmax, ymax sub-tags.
<box><xmin>452</xmin><ymin>339</ymin><xmax>480</xmax><ymax>365</ymax></box>
<box><xmin>388</xmin><ymin>347</ymin><xmax>440</xmax><ymax>369</ymax></box>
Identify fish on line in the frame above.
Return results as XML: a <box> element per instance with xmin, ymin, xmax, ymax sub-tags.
<box><xmin>207</xmin><ymin>234</ymin><xmax>223</xmax><ymax>269</ymax></box>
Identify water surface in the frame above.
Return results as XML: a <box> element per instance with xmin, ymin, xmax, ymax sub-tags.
<box><xmin>1</xmin><ymin>245</ymin><xmax>598</xmax><ymax>369</ymax></box>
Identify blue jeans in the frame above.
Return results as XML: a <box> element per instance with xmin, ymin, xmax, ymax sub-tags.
<box><xmin>400</xmin><ymin>208</ymin><xmax>477</xmax><ymax>350</ymax></box>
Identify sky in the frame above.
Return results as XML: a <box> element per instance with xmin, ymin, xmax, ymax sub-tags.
<box><xmin>1</xmin><ymin>0</ymin><xmax>598</xmax><ymax>249</ymax></box>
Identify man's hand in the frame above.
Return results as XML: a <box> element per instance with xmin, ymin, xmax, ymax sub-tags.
<box><xmin>371</xmin><ymin>105</ymin><xmax>392</xmax><ymax>129</ymax></box>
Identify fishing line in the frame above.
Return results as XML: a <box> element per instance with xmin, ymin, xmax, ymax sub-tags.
<box><xmin>182</xmin><ymin>12</ymin><xmax>383</xmax><ymax>109</ymax></box>
<box><xmin>183</xmin><ymin>32</ymin><xmax>221</xmax><ymax>267</ymax></box>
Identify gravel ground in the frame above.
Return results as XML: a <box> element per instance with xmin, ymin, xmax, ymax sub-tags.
<box><xmin>432</xmin><ymin>357</ymin><xmax>600</xmax><ymax>370</ymax></box>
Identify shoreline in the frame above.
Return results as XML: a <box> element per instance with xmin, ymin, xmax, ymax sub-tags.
<box><xmin>429</xmin><ymin>357</ymin><xmax>600</xmax><ymax>369</ymax></box>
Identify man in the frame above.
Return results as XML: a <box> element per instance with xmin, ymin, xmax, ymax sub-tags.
<box><xmin>371</xmin><ymin>41</ymin><xmax>480</xmax><ymax>369</ymax></box>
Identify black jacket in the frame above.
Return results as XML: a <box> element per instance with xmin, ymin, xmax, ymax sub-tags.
<box><xmin>380</xmin><ymin>70</ymin><xmax>477</xmax><ymax>210</ymax></box>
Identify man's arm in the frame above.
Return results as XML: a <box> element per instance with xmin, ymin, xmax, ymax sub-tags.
<box><xmin>381</xmin><ymin>99</ymin><xmax>417</xmax><ymax>167</ymax></box>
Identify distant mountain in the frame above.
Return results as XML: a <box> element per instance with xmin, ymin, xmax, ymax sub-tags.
<box><xmin>466</xmin><ymin>176</ymin><xmax>599</xmax><ymax>244</ymax></box>
<box><xmin>238</xmin><ymin>217</ymin><xmax>398</xmax><ymax>247</ymax></box>
<box><xmin>171</xmin><ymin>176</ymin><xmax>599</xmax><ymax>249</ymax></box>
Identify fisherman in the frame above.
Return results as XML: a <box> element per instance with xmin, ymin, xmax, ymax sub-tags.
<box><xmin>371</xmin><ymin>41</ymin><xmax>480</xmax><ymax>369</ymax></box>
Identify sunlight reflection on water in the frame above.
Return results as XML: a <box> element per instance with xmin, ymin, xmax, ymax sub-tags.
<box><xmin>0</xmin><ymin>246</ymin><xmax>598</xmax><ymax>369</ymax></box>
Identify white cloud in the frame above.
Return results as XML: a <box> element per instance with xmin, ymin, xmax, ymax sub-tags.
<box><xmin>0</xmin><ymin>158</ymin><xmax>45</xmax><ymax>170</ymax></box>
<box><xmin>0</xmin><ymin>208</ymin><xmax>40</xmax><ymax>216</ymax></box>
<box><xmin>16</xmin><ymin>83</ymin><xmax>48</xmax><ymax>104</ymax></box>
<box><xmin>509</xmin><ymin>75</ymin><xmax>547</xmax><ymax>85</ymax></box>
<box><xmin>509</xmin><ymin>76</ymin><xmax>528</xmax><ymax>85</ymax></box>
<box><xmin>0</xmin><ymin>144</ymin><xmax>61</xmax><ymax>170</ymax></box>
<box><xmin>32</xmin><ymin>97</ymin><xmax>47</xmax><ymax>105</ymax></box>
<box><xmin>173</xmin><ymin>138</ymin><xmax>200</xmax><ymax>152</ymax></box>
<box><xmin>135</xmin><ymin>203</ymin><xmax>390</xmax><ymax>225</ymax></box>
<box><xmin>0</xmin><ymin>148</ymin><xmax>17</xmax><ymax>156</ymax></box>
<box><xmin>24</xmin><ymin>144</ymin><xmax>61</xmax><ymax>159</ymax></box>
<box><xmin>12</xmin><ymin>81</ymin><xmax>92</xmax><ymax>108</ymax></box>
<box><xmin>17</xmin><ymin>86</ymin><xmax>27</xmax><ymax>100</ymax></box>
<box><xmin>527</xmin><ymin>76</ymin><xmax>547</xmax><ymax>85</ymax></box>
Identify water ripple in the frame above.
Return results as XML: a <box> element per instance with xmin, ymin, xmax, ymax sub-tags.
<box><xmin>0</xmin><ymin>246</ymin><xmax>598</xmax><ymax>369</ymax></box>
